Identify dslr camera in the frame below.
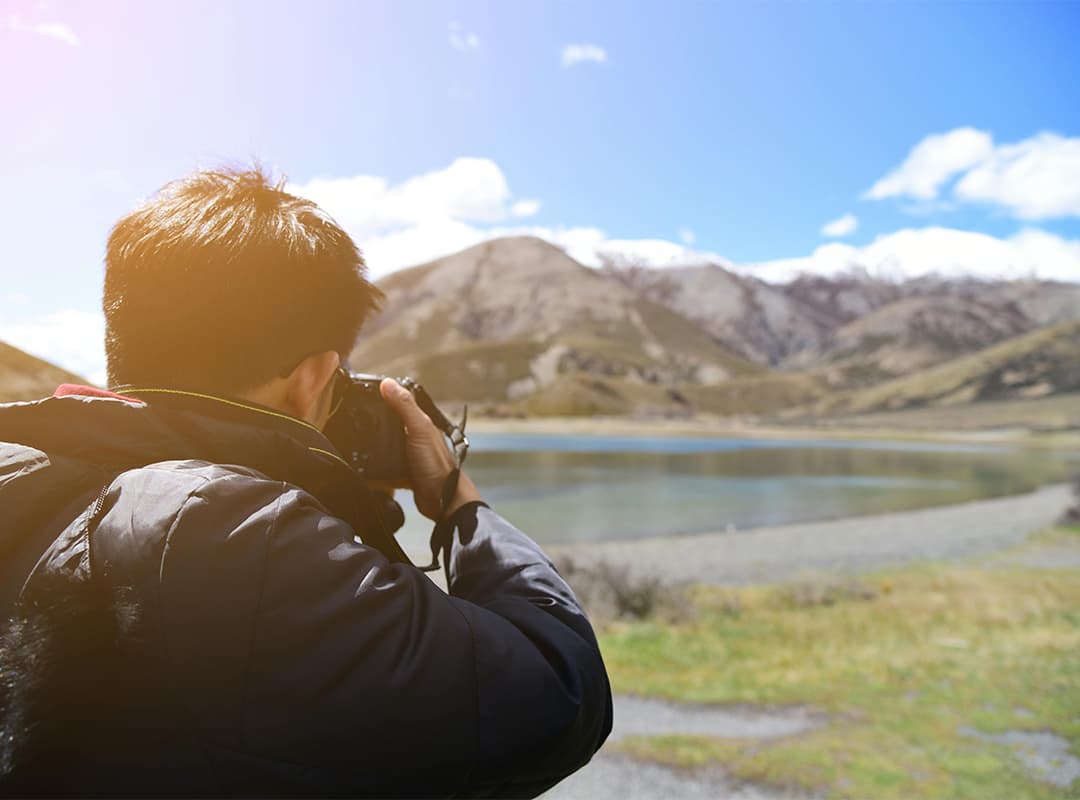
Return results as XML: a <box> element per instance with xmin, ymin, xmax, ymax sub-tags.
<box><xmin>323</xmin><ymin>370</ymin><xmax>467</xmax><ymax>484</ymax></box>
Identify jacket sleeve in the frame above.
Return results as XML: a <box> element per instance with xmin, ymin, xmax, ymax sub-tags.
<box><xmin>156</xmin><ymin>477</ymin><xmax>612</xmax><ymax>798</ymax></box>
<box><xmin>444</xmin><ymin>502</ymin><xmax>614</xmax><ymax>795</ymax></box>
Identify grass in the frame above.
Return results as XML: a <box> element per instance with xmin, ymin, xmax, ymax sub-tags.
<box><xmin>683</xmin><ymin>372</ymin><xmax>827</xmax><ymax>416</ymax></box>
<box><xmin>1030</xmin><ymin>522</ymin><xmax>1080</xmax><ymax>546</ymax></box>
<box><xmin>599</xmin><ymin>530</ymin><xmax>1080</xmax><ymax>799</ymax></box>
<box><xmin>778</xmin><ymin>392</ymin><xmax>1080</xmax><ymax>441</ymax></box>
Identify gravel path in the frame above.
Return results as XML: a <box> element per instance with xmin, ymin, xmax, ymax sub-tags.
<box><xmin>542</xmin><ymin>695</ymin><xmax>824</xmax><ymax>800</ymax></box>
<box><xmin>959</xmin><ymin>727</ymin><xmax>1080</xmax><ymax>789</ymax></box>
<box><xmin>606</xmin><ymin>695</ymin><xmax>824</xmax><ymax>742</ymax></box>
<box><xmin>551</xmin><ymin>484</ymin><xmax>1073</xmax><ymax>585</ymax></box>
<box><xmin>542</xmin><ymin>754</ymin><xmax>819</xmax><ymax>800</ymax></box>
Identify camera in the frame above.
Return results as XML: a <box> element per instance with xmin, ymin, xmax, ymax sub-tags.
<box><xmin>323</xmin><ymin>370</ymin><xmax>467</xmax><ymax>484</ymax></box>
<box><xmin>323</xmin><ymin>371</ymin><xmax>412</xmax><ymax>482</ymax></box>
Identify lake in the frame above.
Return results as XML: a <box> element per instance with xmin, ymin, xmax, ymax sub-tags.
<box><xmin>392</xmin><ymin>433</ymin><xmax>1080</xmax><ymax>551</ymax></box>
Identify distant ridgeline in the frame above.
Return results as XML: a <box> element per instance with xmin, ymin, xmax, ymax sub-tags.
<box><xmin>9</xmin><ymin>236</ymin><xmax>1079</xmax><ymax>417</ymax></box>
<box><xmin>351</xmin><ymin>236</ymin><xmax>1080</xmax><ymax>419</ymax></box>
<box><xmin>0</xmin><ymin>341</ymin><xmax>87</xmax><ymax>403</ymax></box>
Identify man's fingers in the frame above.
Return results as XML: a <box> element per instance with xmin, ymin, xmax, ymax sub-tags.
<box><xmin>377</xmin><ymin>377</ymin><xmax>465</xmax><ymax>519</ymax></box>
<box><xmin>379</xmin><ymin>378</ymin><xmax>432</xmax><ymax>432</ymax></box>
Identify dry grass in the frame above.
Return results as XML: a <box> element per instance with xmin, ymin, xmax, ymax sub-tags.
<box><xmin>781</xmin><ymin>392</ymin><xmax>1080</xmax><ymax>438</ymax></box>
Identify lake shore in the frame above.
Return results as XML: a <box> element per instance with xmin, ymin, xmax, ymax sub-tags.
<box><xmin>467</xmin><ymin>394</ymin><xmax>1080</xmax><ymax>451</ymax></box>
<box><xmin>550</xmin><ymin>483</ymin><xmax>1074</xmax><ymax>586</ymax></box>
<box><xmin>469</xmin><ymin>416</ymin><xmax>1080</xmax><ymax>450</ymax></box>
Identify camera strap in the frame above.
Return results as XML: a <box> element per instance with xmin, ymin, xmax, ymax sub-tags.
<box><xmin>406</xmin><ymin>380</ymin><xmax>470</xmax><ymax>465</ymax></box>
<box><xmin>416</xmin><ymin>395</ymin><xmax>470</xmax><ymax>585</ymax></box>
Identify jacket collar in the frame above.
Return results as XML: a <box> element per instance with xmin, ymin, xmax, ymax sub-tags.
<box><xmin>0</xmin><ymin>386</ymin><xmax>412</xmax><ymax>565</ymax></box>
<box><xmin>1</xmin><ymin>385</ymin><xmax>346</xmax><ymax>476</ymax></box>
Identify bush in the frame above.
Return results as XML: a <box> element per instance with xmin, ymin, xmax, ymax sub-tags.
<box><xmin>554</xmin><ymin>555</ymin><xmax>695</xmax><ymax>626</ymax></box>
<box><xmin>1059</xmin><ymin>477</ymin><xmax>1080</xmax><ymax>525</ymax></box>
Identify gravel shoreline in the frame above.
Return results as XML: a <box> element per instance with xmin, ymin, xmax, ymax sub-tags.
<box><xmin>550</xmin><ymin>484</ymin><xmax>1073</xmax><ymax>586</ymax></box>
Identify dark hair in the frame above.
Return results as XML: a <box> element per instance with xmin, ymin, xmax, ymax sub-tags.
<box><xmin>104</xmin><ymin>166</ymin><xmax>382</xmax><ymax>393</ymax></box>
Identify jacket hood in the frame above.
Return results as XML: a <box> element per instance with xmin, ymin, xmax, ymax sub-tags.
<box><xmin>0</xmin><ymin>386</ymin><xmax>411</xmax><ymax>563</ymax></box>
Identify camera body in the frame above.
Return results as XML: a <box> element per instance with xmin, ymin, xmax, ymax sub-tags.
<box><xmin>323</xmin><ymin>371</ymin><xmax>415</xmax><ymax>483</ymax></box>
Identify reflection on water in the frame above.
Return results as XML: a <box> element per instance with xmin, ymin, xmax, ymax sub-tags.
<box><xmin>393</xmin><ymin>435</ymin><xmax>1079</xmax><ymax>548</ymax></box>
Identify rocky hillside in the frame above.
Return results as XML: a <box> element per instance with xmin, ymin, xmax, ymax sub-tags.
<box><xmin>0</xmin><ymin>340</ymin><xmax>87</xmax><ymax>402</ymax></box>
<box><xmin>785</xmin><ymin>295</ymin><xmax>1036</xmax><ymax>389</ymax></box>
<box><xmin>351</xmin><ymin>236</ymin><xmax>1078</xmax><ymax>418</ymax></box>
<box><xmin>808</xmin><ymin>319</ymin><xmax>1080</xmax><ymax>415</ymax></box>
<box><xmin>350</xmin><ymin>237</ymin><xmax>809</xmax><ymax>416</ymax></box>
<box><xmin>603</xmin><ymin>263</ymin><xmax>1080</xmax><ymax>391</ymax></box>
<box><xmin>604</xmin><ymin>263</ymin><xmax>834</xmax><ymax>365</ymax></box>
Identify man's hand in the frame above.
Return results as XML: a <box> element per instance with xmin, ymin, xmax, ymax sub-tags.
<box><xmin>379</xmin><ymin>378</ymin><xmax>481</xmax><ymax>521</ymax></box>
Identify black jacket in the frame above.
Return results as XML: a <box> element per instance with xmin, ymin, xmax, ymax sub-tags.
<box><xmin>0</xmin><ymin>387</ymin><xmax>612</xmax><ymax>797</ymax></box>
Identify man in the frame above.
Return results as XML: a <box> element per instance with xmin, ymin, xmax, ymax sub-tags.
<box><xmin>0</xmin><ymin>168</ymin><xmax>612</xmax><ymax>797</ymax></box>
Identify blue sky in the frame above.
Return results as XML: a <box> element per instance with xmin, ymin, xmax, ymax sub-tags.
<box><xmin>1</xmin><ymin>0</ymin><xmax>1078</xmax><ymax>381</ymax></box>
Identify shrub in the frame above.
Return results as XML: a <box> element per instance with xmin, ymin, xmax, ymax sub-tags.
<box><xmin>1059</xmin><ymin>476</ymin><xmax>1080</xmax><ymax>525</ymax></box>
<box><xmin>554</xmin><ymin>555</ymin><xmax>695</xmax><ymax>626</ymax></box>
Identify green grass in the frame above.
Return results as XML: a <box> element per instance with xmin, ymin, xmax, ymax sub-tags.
<box><xmin>599</xmin><ymin>538</ymin><xmax>1080</xmax><ymax>799</ymax></box>
<box><xmin>684</xmin><ymin>373</ymin><xmax>827</xmax><ymax>416</ymax></box>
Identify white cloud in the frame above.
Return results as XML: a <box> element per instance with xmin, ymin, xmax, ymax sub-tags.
<box><xmin>8</xmin><ymin>15</ymin><xmax>80</xmax><ymax>47</ymax></box>
<box><xmin>288</xmin><ymin>157</ymin><xmax>516</xmax><ymax>238</ymax></box>
<box><xmin>511</xmin><ymin>198</ymin><xmax>541</xmax><ymax>218</ymax></box>
<box><xmin>678</xmin><ymin>228</ymin><xmax>696</xmax><ymax>245</ymax></box>
<box><xmin>561</xmin><ymin>43</ymin><xmax>607</xmax><ymax>68</ymax></box>
<box><xmin>821</xmin><ymin>213</ymin><xmax>858</xmax><ymax>238</ymax></box>
<box><xmin>0</xmin><ymin>310</ymin><xmax>106</xmax><ymax>385</ymax></box>
<box><xmin>746</xmin><ymin>226</ymin><xmax>1080</xmax><ymax>284</ymax></box>
<box><xmin>865</xmin><ymin>128</ymin><xmax>993</xmax><ymax>201</ymax></box>
<box><xmin>954</xmin><ymin>132</ymin><xmax>1080</xmax><ymax>219</ymax></box>
<box><xmin>511</xmin><ymin>227</ymin><xmax>725</xmax><ymax>270</ymax></box>
<box><xmin>304</xmin><ymin>206</ymin><xmax>725</xmax><ymax>279</ymax></box>
<box><xmin>867</xmin><ymin>128</ymin><xmax>1080</xmax><ymax>220</ymax></box>
<box><xmin>288</xmin><ymin>158</ymin><xmax>551</xmax><ymax>276</ymax></box>
<box><xmin>291</xmin><ymin>159</ymin><xmax>1080</xmax><ymax>284</ymax></box>
<box><xmin>346</xmin><ymin>222</ymin><xmax>622</xmax><ymax>278</ymax></box>
<box><xmin>448</xmin><ymin>22</ymin><xmax>479</xmax><ymax>51</ymax></box>
<box><xmin>357</xmin><ymin>221</ymin><xmax>489</xmax><ymax>277</ymax></box>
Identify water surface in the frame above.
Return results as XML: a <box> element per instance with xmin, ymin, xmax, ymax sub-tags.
<box><xmin>394</xmin><ymin>434</ymin><xmax>1078</xmax><ymax>549</ymax></box>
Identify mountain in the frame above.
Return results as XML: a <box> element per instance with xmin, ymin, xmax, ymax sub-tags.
<box><xmin>351</xmin><ymin>236</ymin><xmax>797</xmax><ymax>417</ymax></box>
<box><xmin>600</xmin><ymin>264</ymin><xmax>1079</xmax><ymax>390</ymax></box>
<box><xmin>784</xmin><ymin>294</ymin><xmax>1036</xmax><ymax>389</ymax></box>
<box><xmin>351</xmin><ymin>235</ymin><xmax>1079</xmax><ymax>419</ymax></box>
<box><xmin>781</xmin><ymin>276</ymin><xmax>1080</xmax><ymax>390</ymax></box>
<box><xmin>809</xmin><ymin>319</ymin><xmax>1080</xmax><ymax>415</ymax></box>
<box><xmin>0</xmin><ymin>340</ymin><xmax>87</xmax><ymax>402</ymax></box>
<box><xmin>781</xmin><ymin>270</ymin><xmax>901</xmax><ymax>327</ymax></box>
<box><xmin>982</xmin><ymin>280</ymin><xmax>1080</xmax><ymax>327</ymax></box>
<box><xmin>603</xmin><ymin>263</ymin><xmax>835</xmax><ymax>365</ymax></box>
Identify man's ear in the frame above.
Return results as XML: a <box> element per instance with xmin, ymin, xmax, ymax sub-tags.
<box><xmin>283</xmin><ymin>351</ymin><xmax>340</xmax><ymax>426</ymax></box>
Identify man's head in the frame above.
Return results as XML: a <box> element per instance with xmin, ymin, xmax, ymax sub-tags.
<box><xmin>104</xmin><ymin>166</ymin><xmax>382</xmax><ymax>426</ymax></box>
